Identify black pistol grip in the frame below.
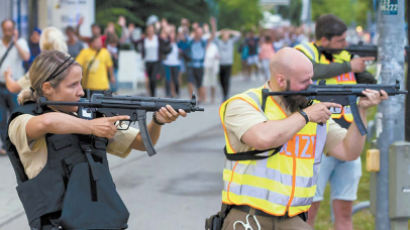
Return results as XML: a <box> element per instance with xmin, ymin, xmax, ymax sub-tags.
<box><xmin>136</xmin><ymin>110</ymin><xmax>157</xmax><ymax>156</ymax></box>
<box><xmin>348</xmin><ymin>95</ymin><xmax>367</xmax><ymax>136</ymax></box>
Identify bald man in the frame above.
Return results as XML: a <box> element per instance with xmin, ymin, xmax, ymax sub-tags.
<box><xmin>211</xmin><ymin>47</ymin><xmax>387</xmax><ymax>230</ymax></box>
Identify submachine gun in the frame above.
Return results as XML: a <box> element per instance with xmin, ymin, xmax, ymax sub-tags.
<box><xmin>262</xmin><ymin>81</ymin><xmax>407</xmax><ymax>136</ymax></box>
<box><xmin>320</xmin><ymin>44</ymin><xmax>410</xmax><ymax>59</ymax></box>
<box><xmin>39</xmin><ymin>92</ymin><xmax>204</xmax><ymax>156</ymax></box>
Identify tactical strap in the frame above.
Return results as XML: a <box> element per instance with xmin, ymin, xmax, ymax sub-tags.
<box><xmin>224</xmin><ymin>145</ymin><xmax>282</xmax><ymax>161</ymax></box>
<box><xmin>0</xmin><ymin>41</ymin><xmax>14</xmax><ymax>69</ymax></box>
<box><xmin>83</xmin><ymin>49</ymin><xmax>101</xmax><ymax>89</ymax></box>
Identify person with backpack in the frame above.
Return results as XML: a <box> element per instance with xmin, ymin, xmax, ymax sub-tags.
<box><xmin>185</xmin><ymin>18</ymin><xmax>216</xmax><ymax>103</ymax></box>
<box><xmin>185</xmin><ymin>26</ymin><xmax>208</xmax><ymax>103</ymax></box>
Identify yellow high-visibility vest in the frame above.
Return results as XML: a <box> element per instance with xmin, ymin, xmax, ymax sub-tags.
<box><xmin>295</xmin><ymin>42</ymin><xmax>356</xmax><ymax>123</ymax></box>
<box><xmin>219</xmin><ymin>86</ymin><xmax>327</xmax><ymax>216</ymax></box>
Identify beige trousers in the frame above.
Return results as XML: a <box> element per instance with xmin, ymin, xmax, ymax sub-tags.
<box><xmin>222</xmin><ymin>208</ymin><xmax>313</xmax><ymax>230</ymax></box>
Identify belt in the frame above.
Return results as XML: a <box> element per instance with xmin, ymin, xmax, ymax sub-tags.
<box><xmin>231</xmin><ymin>205</ymin><xmax>307</xmax><ymax>221</ymax></box>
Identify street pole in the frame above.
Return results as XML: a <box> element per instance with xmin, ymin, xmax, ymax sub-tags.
<box><xmin>17</xmin><ymin>0</ymin><xmax>21</xmax><ymax>35</ymax></box>
<box><xmin>27</xmin><ymin>0</ymin><xmax>38</xmax><ymax>35</ymax></box>
<box><xmin>406</xmin><ymin>0</ymin><xmax>410</xmax><ymax>141</ymax></box>
<box><xmin>376</xmin><ymin>0</ymin><xmax>406</xmax><ymax>230</ymax></box>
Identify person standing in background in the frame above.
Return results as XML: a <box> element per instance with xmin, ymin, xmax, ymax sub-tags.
<box><xmin>76</xmin><ymin>35</ymin><xmax>115</xmax><ymax>97</ymax></box>
<box><xmin>295</xmin><ymin>14</ymin><xmax>376</xmax><ymax>230</ymax></box>
<box><xmin>176</xmin><ymin>29</ymin><xmax>189</xmax><ymax>91</ymax></box>
<box><xmin>23</xmin><ymin>28</ymin><xmax>41</xmax><ymax>72</ymax></box>
<box><xmin>259</xmin><ymin>35</ymin><xmax>275</xmax><ymax>81</ymax></box>
<box><xmin>213</xmin><ymin>27</ymin><xmax>241</xmax><ymax>102</ymax></box>
<box><xmin>76</xmin><ymin>16</ymin><xmax>104</xmax><ymax>46</ymax></box>
<box><xmin>5</xmin><ymin>26</ymin><xmax>69</xmax><ymax>94</ymax></box>
<box><xmin>66</xmin><ymin>26</ymin><xmax>84</xmax><ymax>58</ymax></box>
<box><xmin>106</xmin><ymin>32</ymin><xmax>119</xmax><ymax>94</ymax></box>
<box><xmin>134</xmin><ymin>24</ymin><xmax>171</xmax><ymax>97</ymax></box>
<box><xmin>0</xmin><ymin>19</ymin><xmax>30</xmax><ymax>155</ymax></box>
<box><xmin>163</xmin><ymin>25</ymin><xmax>181</xmax><ymax>98</ymax></box>
<box><xmin>185</xmin><ymin>18</ymin><xmax>216</xmax><ymax>103</ymax></box>
<box><xmin>202</xmin><ymin>38</ymin><xmax>219</xmax><ymax>103</ymax></box>
<box><xmin>244</xmin><ymin>31</ymin><xmax>259</xmax><ymax>81</ymax></box>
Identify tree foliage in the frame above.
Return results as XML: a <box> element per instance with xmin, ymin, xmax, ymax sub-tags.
<box><xmin>277</xmin><ymin>0</ymin><xmax>303</xmax><ymax>26</ymax></box>
<box><xmin>95</xmin><ymin>0</ymin><xmax>263</xmax><ymax>32</ymax></box>
<box><xmin>312</xmin><ymin>0</ymin><xmax>373</xmax><ymax>27</ymax></box>
<box><xmin>95</xmin><ymin>0</ymin><xmax>210</xmax><ymax>28</ymax></box>
<box><xmin>216</xmin><ymin>0</ymin><xmax>262</xmax><ymax>30</ymax></box>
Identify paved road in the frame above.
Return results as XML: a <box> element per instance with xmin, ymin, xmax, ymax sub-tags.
<box><xmin>2</xmin><ymin>126</ymin><xmax>226</xmax><ymax>230</ymax></box>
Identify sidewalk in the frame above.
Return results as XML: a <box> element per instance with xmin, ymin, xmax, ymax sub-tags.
<box><xmin>0</xmin><ymin>74</ymin><xmax>264</xmax><ymax>227</ymax></box>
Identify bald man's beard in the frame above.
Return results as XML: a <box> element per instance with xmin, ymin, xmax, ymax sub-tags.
<box><xmin>282</xmin><ymin>83</ymin><xmax>311</xmax><ymax>113</ymax></box>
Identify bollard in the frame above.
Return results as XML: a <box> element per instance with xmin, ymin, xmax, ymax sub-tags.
<box><xmin>389</xmin><ymin>141</ymin><xmax>410</xmax><ymax>230</ymax></box>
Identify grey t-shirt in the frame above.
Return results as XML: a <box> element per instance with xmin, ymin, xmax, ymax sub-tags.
<box><xmin>67</xmin><ymin>40</ymin><xmax>85</xmax><ymax>58</ymax></box>
<box><xmin>215</xmin><ymin>36</ymin><xmax>240</xmax><ymax>65</ymax></box>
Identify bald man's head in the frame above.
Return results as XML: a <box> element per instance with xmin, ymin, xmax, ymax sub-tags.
<box><xmin>269</xmin><ymin>47</ymin><xmax>314</xmax><ymax>112</ymax></box>
<box><xmin>269</xmin><ymin>47</ymin><xmax>313</xmax><ymax>91</ymax></box>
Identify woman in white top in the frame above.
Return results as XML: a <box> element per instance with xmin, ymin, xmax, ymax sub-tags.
<box><xmin>163</xmin><ymin>25</ymin><xmax>181</xmax><ymax>98</ymax></box>
<box><xmin>135</xmin><ymin>25</ymin><xmax>171</xmax><ymax>97</ymax></box>
<box><xmin>203</xmin><ymin>40</ymin><xmax>219</xmax><ymax>103</ymax></box>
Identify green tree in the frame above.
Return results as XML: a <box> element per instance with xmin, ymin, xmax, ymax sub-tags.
<box><xmin>312</xmin><ymin>0</ymin><xmax>373</xmax><ymax>27</ymax></box>
<box><xmin>217</xmin><ymin>0</ymin><xmax>262</xmax><ymax>30</ymax></box>
<box><xmin>96</xmin><ymin>0</ymin><xmax>210</xmax><ymax>28</ymax></box>
<box><xmin>277</xmin><ymin>0</ymin><xmax>303</xmax><ymax>26</ymax></box>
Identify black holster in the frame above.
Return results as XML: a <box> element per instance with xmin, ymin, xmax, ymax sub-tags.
<box><xmin>205</xmin><ymin>204</ymin><xmax>232</xmax><ymax>230</ymax></box>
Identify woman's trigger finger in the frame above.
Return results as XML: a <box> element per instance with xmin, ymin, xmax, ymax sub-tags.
<box><xmin>109</xmin><ymin>115</ymin><xmax>130</xmax><ymax>123</ymax></box>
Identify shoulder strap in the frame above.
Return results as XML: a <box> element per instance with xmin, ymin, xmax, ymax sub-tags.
<box><xmin>0</xmin><ymin>42</ymin><xmax>15</xmax><ymax>69</ymax></box>
<box><xmin>224</xmin><ymin>145</ymin><xmax>282</xmax><ymax>161</ymax></box>
<box><xmin>83</xmin><ymin>49</ymin><xmax>101</xmax><ymax>88</ymax></box>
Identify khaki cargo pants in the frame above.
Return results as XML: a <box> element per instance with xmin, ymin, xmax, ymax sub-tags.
<box><xmin>222</xmin><ymin>208</ymin><xmax>313</xmax><ymax>230</ymax></box>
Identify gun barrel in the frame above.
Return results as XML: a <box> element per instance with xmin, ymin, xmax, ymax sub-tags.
<box><xmin>39</xmin><ymin>94</ymin><xmax>205</xmax><ymax>112</ymax></box>
<box><xmin>261</xmin><ymin>83</ymin><xmax>408</xmax><ymax>98</ymax></box>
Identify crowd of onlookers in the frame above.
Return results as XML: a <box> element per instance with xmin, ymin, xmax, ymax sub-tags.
<box><xmin>6</xmin><ymin>15</ymin><xmax>375</xmax><ymax>103</ymax></box>
<box><xmin>15</xmin><ymin>16</ymin><xmax>319</xmax><ymax>101</ymax></box>
<box><xmin>0</xmin><ymin>15</ymin><xmax>374</xmax><ymax>154</ymax></box>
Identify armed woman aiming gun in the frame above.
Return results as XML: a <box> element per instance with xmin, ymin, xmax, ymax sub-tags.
<box><xmin>5</xmin><ymin>50</ymin><xmax>188</xmax><ymax>229</ymax></box>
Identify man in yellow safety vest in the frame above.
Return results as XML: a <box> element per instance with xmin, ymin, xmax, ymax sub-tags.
<box><xmin>216</xmin><ymin>47</ymin><xmax>386</xmax><ymax>230</ymax></box>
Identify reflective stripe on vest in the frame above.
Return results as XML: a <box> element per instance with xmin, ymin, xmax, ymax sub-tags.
<box><xmin>219</xmin><ymin>86</ymin><xmax>327</xmax><ymax>216</ymax></box>
<box><xmin>295</xmin><ymin>42</ymin><xmax>319</xmax><ymax>62</ymax></box>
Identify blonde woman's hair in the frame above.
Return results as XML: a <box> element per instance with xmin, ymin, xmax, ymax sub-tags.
<box><xmin>18</xmin><ymin>50</ymin><xmax>80</xmax><ymax>105</ymax></box>
<box><xmin>39</xmin><ymin>27</ymin><xmax>68</xmax><ymax>53</ymax></box>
